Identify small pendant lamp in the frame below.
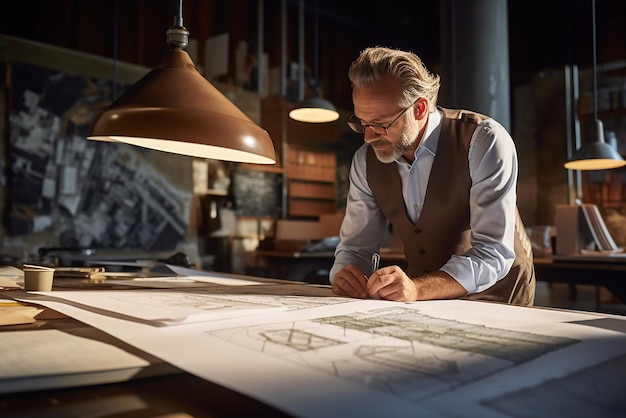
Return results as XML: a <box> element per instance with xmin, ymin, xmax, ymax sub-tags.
<box><xmin>288</xmin><ymin>0</ymin><xmax>339</xmax><ymax>124</ymax></box>
<box><xmin>564</xmin><ymin>0</ymin><xmax>625</xmax><ymax>170</ymax></box>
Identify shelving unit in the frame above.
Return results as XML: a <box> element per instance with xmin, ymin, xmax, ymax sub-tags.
<box><xmin>261</xmin><ymin>96</ymin><xmax>342</xmax><ymax>219</ymax></box>
<box><xmin>286</xmin><ymin>146</ymin><xmax>336</xmax><ymax>217</ymax></box>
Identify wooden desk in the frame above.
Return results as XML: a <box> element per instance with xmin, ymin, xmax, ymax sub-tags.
<box><xmin>533</xmin><ymin>257</ymin><xmax>626</xmax><ymax>303</ymax></box>
<box><xmin>1</xmin><ymin>370</ymin><xmax>288</xmax><ymax>418</ymax></box>
<box><xmin>2</xmin><ymin>275</ymin><xmax>626</xmax><ymax>417</ymax></box>
<box><xmin>0</xmin><ymin>298</ymin><xmax>288</xmax><ymax>418</ymax></box>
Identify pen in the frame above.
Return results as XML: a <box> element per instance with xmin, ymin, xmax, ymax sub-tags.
<box><xmin>371</xmin><ymin>252</ymin><xmax>380</xmax><ymax>274</ymax></box>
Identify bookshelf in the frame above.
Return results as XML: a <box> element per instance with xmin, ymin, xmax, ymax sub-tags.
<box><xmin>286</xmin><ymin>146</ymin><xmax>336</xmax><ymax>217</ymax></box>
<box><xmin>261</xmin><ymin>97</ymin><xmax>342</xmax><ymax>219</ymax></box>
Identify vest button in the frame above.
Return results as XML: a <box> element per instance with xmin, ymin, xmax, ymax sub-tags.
<box><xmin>414</xmin><ymin>228</ymin><xmax>421</xmax><ymax>234</ymax></box>
<box><xmin>418</xmin><ymin>249</ymin><xmax>426</xmax><ymax>255</ymax></box>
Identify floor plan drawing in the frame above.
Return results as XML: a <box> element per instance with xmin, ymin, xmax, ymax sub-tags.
<box><xmin>211</xmin><ymin>306</ymin><xmax>577</xmax><ymax>404</ymax></box>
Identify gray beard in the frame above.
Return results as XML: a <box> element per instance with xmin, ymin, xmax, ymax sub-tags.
<box><xmin>372</xmin><ymin>135</ymin><xmax>415</xmax><ymax>163</ymax></box>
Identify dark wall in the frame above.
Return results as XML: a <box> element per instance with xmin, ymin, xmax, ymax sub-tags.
<box><xmin>2</xmin><ymin>0</ymin><xmax>624</xmax><ymax>113</ymax></box>
<box><xmin>508</xmin><ymin>0</ymin><xmax>626</xmax><ymax>87</ymax></box>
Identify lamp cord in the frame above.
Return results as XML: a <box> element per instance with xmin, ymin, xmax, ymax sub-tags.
<box><xmin>174</xmin><ymin>0</ymin><xmax>183</xmax><ymax>27</ymax></box>
<box><xmin>298</xmin><ymin>0</ymin><xmax>304</xmax><ymax>101</ymax></box>
<box><xmin>112</xmin><ymin>0</ymin><xmax>118</xmax><ymax>101</ymax></box>
<box><xmin>314</xmin><ymin>0</ymin><xmax>319</xmax><ymax>93</ymax></box>
<box><xmin>592</xmin><ymin>0</ymin><xmax>598</xmax><ymax>122</ymax></box>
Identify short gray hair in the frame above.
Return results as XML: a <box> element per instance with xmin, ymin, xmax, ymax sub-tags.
<box><xmin>348</xmin><ymin>47</ymin><xmax>440</xmax><ymax>112</ymax></box>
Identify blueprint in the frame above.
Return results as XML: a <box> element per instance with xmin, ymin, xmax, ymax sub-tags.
<box><xmin>15</xmin><ymin>284</ymin><xmax>626</xmax><ymax>418</ymax></box>
<box><xmin>30</xmin><ymin>283</ymin><xmax>352</xmax><ymax>325</ymax></box>
<box><xmin>211</xmin><ymin>306</ymin><xmax>576</xmax><ymax>404</ymax></box>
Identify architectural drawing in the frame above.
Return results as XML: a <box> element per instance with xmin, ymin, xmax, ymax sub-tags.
<box><xmin>56</xmin><ymin>284</ymin><xmax>353</xmax><ymax>325</ymax></box>
<box><xmin>211</xmin><ymin>306</ymin><xmax>576</xmax><ymax>404</ymax></box>
<box><xmin>15</xmin><ymin>291</ymin><xmax>626</xmax><ymax>418</ymax></box>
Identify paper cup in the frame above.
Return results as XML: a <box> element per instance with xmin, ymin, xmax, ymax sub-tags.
<box><xmin>23</xmin><ymin>267</ymin><xmax>55</xmax><ymax>291</ymax></box>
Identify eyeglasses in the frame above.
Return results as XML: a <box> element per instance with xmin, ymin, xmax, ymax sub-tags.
<box><xmin>347</xmin><ymin>100</ymin><xmax>417</xmax><ymax>135</ymax></box>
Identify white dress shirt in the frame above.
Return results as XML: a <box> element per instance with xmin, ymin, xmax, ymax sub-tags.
<box><xmin>330</xmin><ymin>109</ymin><xmax>518</xmax><ymax>294</ymax></box>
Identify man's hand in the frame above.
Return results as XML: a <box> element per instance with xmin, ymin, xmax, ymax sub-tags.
<box><xmin>367</xmin><ymin>265</ymin><xmax>418</xmax><ymax>302</ymax></box>
<box><xmin>368</xmin><ymin>268</ymin><xmax>468</xmax><ymax>302</ymax></box>
<box><xmin>333</xmin><ymin>265</ymin><xmax>468</xmax><ymax>302</ymax></box>
<box><xmin>331</xmin><ymin>265</ymin><xmax>369</xmax><ymax>299</ymax></box>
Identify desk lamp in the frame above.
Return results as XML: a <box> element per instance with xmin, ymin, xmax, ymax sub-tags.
<box><xmin>88</xmin><ymin>0</ymin><xmax>276</xmax><ymax>165</ymax></box>
<box><xmin>564</xmin><ymin>0</ymin><xmax>626</xmax><ymax>170</ymax></box>
<box><xmin>288</xmin><ymin>0</ymin><xmax>339</xmax><ymax>124</ymax></box>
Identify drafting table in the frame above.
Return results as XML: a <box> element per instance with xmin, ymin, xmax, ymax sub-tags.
<box><xmin>1</xmin><ymin>272</ymin><xmax>625</xmax><ymax>418</ymax></box>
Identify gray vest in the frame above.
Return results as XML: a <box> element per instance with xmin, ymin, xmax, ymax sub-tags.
<box><xmin>366</xmin><ymin>108</ymin><xmax>535</xmax><ymax>306</ymax></box>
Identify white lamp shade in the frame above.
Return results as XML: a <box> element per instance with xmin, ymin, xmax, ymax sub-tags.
<box><xmin>564</xmin><ymin>120</ymin><xmax>626</xmax><ymax>170</ymax></box>
<box><xmin>289</xmin><ymin>97</ymin><xmax>340</xmax><ymax>123</ymax></box>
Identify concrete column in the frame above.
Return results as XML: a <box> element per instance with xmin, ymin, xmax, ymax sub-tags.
<box><xmin>440</xmin><ymin>0</ymin><xmax>511</xmax><ymax>131</ymax></box>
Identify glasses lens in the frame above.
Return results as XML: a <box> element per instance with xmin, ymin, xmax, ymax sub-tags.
<box><xmin>347</xmin><ymin>117</ymin><xmax>365</xmax><ymax>133</ymax></box>
<box><xmin>347</xmin><ymin>117</ymin><xmax>389</xmax><ymax>135</ymax></box>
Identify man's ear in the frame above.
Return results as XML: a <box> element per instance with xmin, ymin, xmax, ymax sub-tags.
<box><xmin>415</xmin><ymin>98</ymin><xmax>428</xmax><ymax>120</ymax></box>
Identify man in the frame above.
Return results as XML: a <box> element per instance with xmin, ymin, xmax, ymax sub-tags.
<box><xmin>330</xmin><ymin>47</ymin><xmax>535</xmax><ymax>306</ymax></box>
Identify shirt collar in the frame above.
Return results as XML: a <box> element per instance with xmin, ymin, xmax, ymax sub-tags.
<box><xmin>412</xmin><ymin>108</ymin><xmax>442</xmax><ymax>159</ymax></box>
<box><xmin>395</xmin><ymin>108</ymin><xmax>443</xmax><ymax>165</ymax></box>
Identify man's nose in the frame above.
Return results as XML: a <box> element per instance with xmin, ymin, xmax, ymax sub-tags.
<box><xmin>363</xmin><ymin>128</ymin><xmax>380</xmax><ymax>143</ymax></box>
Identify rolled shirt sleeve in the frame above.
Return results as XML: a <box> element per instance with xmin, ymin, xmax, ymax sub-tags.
<box><xmin>439</xmin><ymin>119</ymin><xmax>517</xmax><ymax>294</ymax></box>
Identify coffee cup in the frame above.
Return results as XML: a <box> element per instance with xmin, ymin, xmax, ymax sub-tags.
<box><xmin>23</xmin><ymin>267</ymin><xmax>55</xmax><ymax>292</ymax></box>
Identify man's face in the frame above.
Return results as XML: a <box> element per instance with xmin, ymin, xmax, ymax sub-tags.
<box><xmin>352</xmin><ymin>75</ymin><xmax>423</xmax><ymax>163</ymax></box>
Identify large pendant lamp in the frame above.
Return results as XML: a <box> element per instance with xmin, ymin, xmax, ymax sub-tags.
<box><xmin>288</xmin><ymin>0</ymin><xmax>339</xmax><ymax>123</ymax></box>
<box><xmin>88</xmin><ymin>0</ymin><xmax>276</xmax><ymax>165</ymax></box>
<box><xmin>564</xmin><ymin>0</ymin><xmax>625</xmax><ymax>170</ymax></box>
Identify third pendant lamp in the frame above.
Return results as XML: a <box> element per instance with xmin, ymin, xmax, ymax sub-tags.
<box><xmin>564</xmin><ymin>0</ymin><xmax>625</xmax><ymax>170</ymax></box>
<box><xmin>288</xmin><ymin>0</ymin><xmax>339</xmax><ymax>124</ymax></box>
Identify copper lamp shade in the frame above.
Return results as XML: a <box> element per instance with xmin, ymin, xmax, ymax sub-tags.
<box><xmin>89</xmin><ymin>36</ymin><xmax>275</xmax><ymax>164</ymax></box>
